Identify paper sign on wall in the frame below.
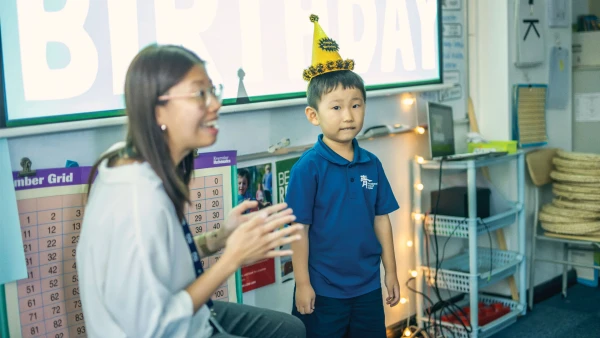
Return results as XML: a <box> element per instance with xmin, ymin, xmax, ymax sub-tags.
<box><xmin>514</xmin><ymin>0</ymin><xmax>544</xmax><ymax>68</ymax></box>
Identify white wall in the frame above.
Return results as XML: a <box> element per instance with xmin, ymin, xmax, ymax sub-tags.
<box><xmin>468</xmin><ymin>0</ymin><xmax>573</xmax><ymax>294</ymax></box>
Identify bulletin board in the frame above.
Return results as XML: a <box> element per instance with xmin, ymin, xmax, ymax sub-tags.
<box><xmin>420</xmin><ymin>0</ymin><xmax>469</xmax><ymax>120</ymax></box>
<box><xmin>1</xmin><ymin>151</ymin><xmax>241</xmax><ymax>338</ymax></box>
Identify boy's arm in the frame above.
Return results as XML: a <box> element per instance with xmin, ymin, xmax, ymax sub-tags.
<box><xmin>284</xmin><ymin>158</ymin><xmax>317</xmax><ymax>314</ymax></box>
<box><xmin>373</xmin><ymin>158</ymin><xmax>400</xmax><ymax>307</ymax></box>
<box><xmin>374</xmin><ymin>214</ymin><xmax>396</xmax><ymax>276</ymax></box>
<box><xmin>291</xmin><ymin>222</ymin><xmax>310</xmax><ymax>285</ymax></box>
<box><xmin>374</xmin><ymin>214</ymin><xmax>400</xmax><ymax>307</ymax></box>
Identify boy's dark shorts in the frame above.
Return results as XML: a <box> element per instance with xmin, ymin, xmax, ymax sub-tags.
<box><xmin>292</xmin><ymin>287</ymin><xmax>386</xmax><ymax>338</ymax></box>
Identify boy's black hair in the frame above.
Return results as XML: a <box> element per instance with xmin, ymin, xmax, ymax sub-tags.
<box><xmin>307</xmin><ymin>70</ymin><xmax>366</xmax><ymax>111</ymax></box>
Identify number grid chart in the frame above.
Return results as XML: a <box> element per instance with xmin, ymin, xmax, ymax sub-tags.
<box><xmin>6</xmin><ymin>166</ymin><xmax>90</xmax><ymax>338</ymax></box>
<box><xmin>3</xmin><ymin>150</ymin><xmax>240</xmax><ymax>338</ymax></box>
<box><xmin>187</xmin><ymin>150</ymin><xmax>240</xmax><ymax>304</ymax></box>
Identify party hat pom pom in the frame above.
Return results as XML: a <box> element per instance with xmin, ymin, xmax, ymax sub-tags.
<box><xmin>310</xmin><ymin>14</ymin><xmax>319</xmax><ymax>22</ymax></box>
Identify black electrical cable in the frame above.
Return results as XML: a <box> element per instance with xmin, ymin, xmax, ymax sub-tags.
<box><xmin>428</xmin><ymin>158</ymin><xmax>473</xmax><ymax>336</ymax></box>
<box><xmin>416</xmin><ymin>160</ymin><xmax>500</xmax><ymax>337</ymax></box>
<box><xmin>406</xmin><ymin>277</ymin><xmax>456</xmax><ymax>338</ymax></box>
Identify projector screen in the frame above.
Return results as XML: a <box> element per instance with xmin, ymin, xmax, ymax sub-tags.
<box><xmin>0</xmin><ymin>0</ymin><xmax>442</xmax><ymax>127</ymax></box>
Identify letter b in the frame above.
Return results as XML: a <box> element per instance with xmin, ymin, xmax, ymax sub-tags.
<box><xmin>16</xmin><ymin>0</ymin><xmax>98</xmax><ymax>100</ymax></box>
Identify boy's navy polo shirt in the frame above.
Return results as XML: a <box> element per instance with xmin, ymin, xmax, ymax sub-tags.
<box><xmin>285</xmin><ymin>134</ymin><xmax>399</xmax><ymax>298</ymax></box>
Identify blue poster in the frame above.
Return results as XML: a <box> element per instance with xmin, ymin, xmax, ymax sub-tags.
<box><xmin>0</xmin><ymin>138</ymin><xmax>26</xmax><ymax>285</ymax></box>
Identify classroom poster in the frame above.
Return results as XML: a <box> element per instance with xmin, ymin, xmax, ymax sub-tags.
<box><xmin>237</xmin><ymin>163</ymin><xmax>276</xmax><ymax>292</ymax></box>
<box><xmin>0</xmin><ymin>139</ymin><xmax>27</xmax><ymax>285</ymax></box>
<box><xmin>236</xmin><ymin>163</ymin><xmax>273</xmax><ymax>207</ymax></box>
<box><xmin>275</xmin><ymin>157</ymin><xmax>300</xmax><ymax>204</ymax></box>
<box><xmin>3</xmin><ymin>151</ymin><xmax>240</xmax><ymax>338</ymax></box>
<box><xmin>275</xmin><ymin>157</ymin><xmax>300</xmax><ymax>281</ymax></box>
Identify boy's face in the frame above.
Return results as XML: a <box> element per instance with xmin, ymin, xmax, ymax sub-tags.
<box><xmin>237</xmin><ymin>175</ymin><xmax>248</xmax><ymax>195</ymax></box>
<box><xmin>305</xmin><ymin>85</ymin><xmax>365</xmax><ymax>144</ymax></box>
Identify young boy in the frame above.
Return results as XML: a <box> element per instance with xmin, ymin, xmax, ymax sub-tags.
<box><xmin>285</xmin><ymin>14</ymin><xmax>400</xmax><ymax>338</ymax></box>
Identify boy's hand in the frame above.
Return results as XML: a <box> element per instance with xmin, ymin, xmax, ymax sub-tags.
<box><xmin>295</xmin><ymin>283</ymin><xmax>316</xmax><ymax>315</ymax></box>
<box><xmin>385</xmin><ymin>273</ymin><xmax>400</xmax><ymax>307</ymax></box>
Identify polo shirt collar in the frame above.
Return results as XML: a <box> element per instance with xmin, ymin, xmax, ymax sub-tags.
<box><xmin>314</xmin><ymin>134</ymin><xmax>370</xmax><ymax>165</ymax></box>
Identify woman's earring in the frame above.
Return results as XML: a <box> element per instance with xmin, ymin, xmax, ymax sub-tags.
<box><xmin>160</xmin><ymin>124</ymin><xmax>167</xmax><ymax>131</ymax></box>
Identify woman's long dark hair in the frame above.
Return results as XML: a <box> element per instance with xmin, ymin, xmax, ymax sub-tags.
<box><xmin>86</xmin><ymin>44</ymin><xmax>203</xmax><ymax>221</ymax></box>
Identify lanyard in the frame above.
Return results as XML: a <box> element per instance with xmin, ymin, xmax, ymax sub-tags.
<box><xmin>181</xmin><ymin>219</ymin><xmax>227</xmax><ymax>333</ymax></box>
<box><xmin>181</xmin><ymin>219</ymin><xmax>213</xmax><ymax>308</ymax></box>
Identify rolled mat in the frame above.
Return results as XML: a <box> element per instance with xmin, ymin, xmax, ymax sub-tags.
<box><xmin>541</xmin><ymin>220</ymin><xmax>600</xmax><ymax>235</ymax></box>
<box><xmin>550</xmin><ymin>171</ymin><xmax>600</xmax><ymax>184</ymax></box>
<box><xmin>553</xmin><ymin>198</ymin><xmax>600</xmax><ymax>212</ymax></box>
<box><xmin>555</xmin><ymin>165</ymin><xmax>600</xmax><ymax>176</ymax></box>
<box><xmin>557</xmin><ymin>149</ymin><xmax>600</xmax><ymax>162</ymax></box>
<box><xmin>542</xmin><ymin>203</ymin><xmax>600</xmax><ymax>219</ymax></box>
<box><xmin>553</xmin><ymin>188</ymin><xmax>600</xmax><ymax>201</ymax></box>
<box><xmin>552</xmin><ymin>157</ymin><xmax>600</xmax><ymax>170</ymax></box>
<box><xmin>554</xmin><ymin>183</ymin><xmax>600</xmax><ymax>194</ymax></box>
<box><xmin>539</xmin><ymin>210</ymin><xmax>594</xmax><ymax>223</ymax></box>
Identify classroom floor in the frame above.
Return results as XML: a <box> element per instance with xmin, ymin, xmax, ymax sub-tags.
<box><xmin>491</xmin><ymin>284</ymin><xmax>600</xmax><ymax>337</ymax></box>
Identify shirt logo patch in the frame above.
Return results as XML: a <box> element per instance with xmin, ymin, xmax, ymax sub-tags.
<box><xmin>360</xmin><ymin>175</ymin><xmax>378</xmax><ymax>189</ymax></box>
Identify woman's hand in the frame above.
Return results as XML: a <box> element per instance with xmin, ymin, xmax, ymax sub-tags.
<box><xmin>223</xmin><ymin>203</ymin><xmax>302</xmax><ymax>267</ymax></box>
<box><xmin>223</xmin><ymin>200</ymin><xmax>260</xmax><ymax>237</ymax></box>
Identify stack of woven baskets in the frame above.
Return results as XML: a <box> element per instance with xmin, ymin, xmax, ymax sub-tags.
<box><xmin>539</xmin><ymin>150</ymin><xmax>600</xmax><ymax>236</ymax></box>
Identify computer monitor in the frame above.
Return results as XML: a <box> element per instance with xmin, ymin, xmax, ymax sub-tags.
<box><xmin>426</xmin><ymin>101</ymin><xmax>456</xmax><ymax>159</ymax></box>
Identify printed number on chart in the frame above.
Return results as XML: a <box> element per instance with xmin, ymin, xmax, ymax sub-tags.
<box><xmin>52</xmin><ymin>305</ymin><xmax>61</xmax><ymax>315</ymax></box>
<box><xmin>30</xmin><ymin>325</ymin><xmax>40</xmax><ymax>335</ymax></box>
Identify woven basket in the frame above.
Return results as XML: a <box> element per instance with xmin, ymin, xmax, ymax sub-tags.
<box><xmin>554</xmin><ymin>183</ymin><xmax>600</xmax><ymax>194</ymax></box>
<box><xmin>542</xmin><ymin>203</ymin><xmax>600</xmax><ymax>219</ymax></box>
<box><xmin>541</xmin><ymin>220</ymin><xmax>600</xmax><ymax>235</ymax></box>
<box><xmin>555</xmin><ymin>165</ymin><xmax>600</xmax><ymax>176</ymax></box>
<box><xmin>553</xmin><ymin>198</ymin><xmax>600</xmax><ymax>212</ymax></box>
<box><xmin>550</xmin><ymin>171</ymin><xmax>600</xmax><ymax>183</ymax></box>
<box><xmin>552</xmin><ymin>157</ymin><xmax>600</xmax><ymax>169</ymax></box>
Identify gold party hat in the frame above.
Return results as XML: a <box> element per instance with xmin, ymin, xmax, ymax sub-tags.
<box><xmin>302</xmin><ymin>14</ymin><xmax>355</xmax><ymax>82</ymax></box>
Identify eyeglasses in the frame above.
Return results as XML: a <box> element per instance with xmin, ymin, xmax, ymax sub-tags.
<box><xmin>157</xmin><ymin>84</ymin><xmax>223</xmax><ymax>108</ymax></box>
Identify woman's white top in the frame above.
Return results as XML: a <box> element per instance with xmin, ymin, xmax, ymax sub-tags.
<box><xmin>76</xmin><ymin>144</ymin><xmax>213</xmax><ymax>337</ymax></box>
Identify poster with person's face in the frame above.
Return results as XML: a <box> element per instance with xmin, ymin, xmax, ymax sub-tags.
<box><xmin>237</xmin><ymin>162</ymin><xmax>276</xmax><ymax>292</ymax></box>
<box><xmin>237</xmin><ymin>163</ymin><xmax>273</xmax><ymax>209</ymax></box>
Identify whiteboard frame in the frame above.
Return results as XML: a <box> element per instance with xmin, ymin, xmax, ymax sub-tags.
<box><xmin>0</xmin><ymin>83</ymin><xmax>455</xmax><ymax>139</ymax></box>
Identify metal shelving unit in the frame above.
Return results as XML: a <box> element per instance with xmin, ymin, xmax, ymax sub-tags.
<box><xmin>411</xmin><ymin>152</ymin><xmax>527</xmax><ymax>338</ymax></box>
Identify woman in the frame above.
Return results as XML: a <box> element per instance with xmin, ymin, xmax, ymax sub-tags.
<box><xmin>76</xmin><ymin>44</ymin><xmax>305</xmax><ymax>338</ymax></box>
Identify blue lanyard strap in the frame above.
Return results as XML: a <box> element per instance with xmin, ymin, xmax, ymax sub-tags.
<box><xmin>181</xmin><ymin>219</ymin><xmax>214</xmax><ymax>308</ymax></box>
